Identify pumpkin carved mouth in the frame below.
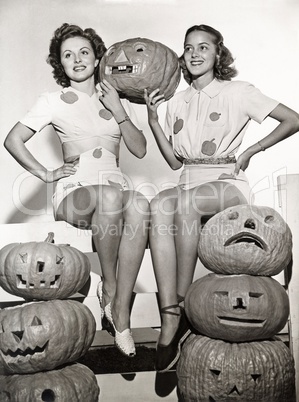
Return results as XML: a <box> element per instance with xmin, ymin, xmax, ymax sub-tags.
<box><xmin>16</xmin><ymin>274</ymin><xmax>61</xmax><ymax>289</ymax></box>
<box><xmin>217</xmin><ymin>317</ymin><xmax>265</xmax><ymax>326</ymax></box>
<box><xmin>3</xmin><ymin>341</ymin><xmax>49</xmax><ymax>358</ymax></box>
<box><xmin>105</xmin><ymin>65</ymin><xmax>139</xmax><ymax>75</ymax></box>
<box><xmin>224</xmin><ymin>232</ymin><xmax>267</xmax><ymax>250</ymax></box>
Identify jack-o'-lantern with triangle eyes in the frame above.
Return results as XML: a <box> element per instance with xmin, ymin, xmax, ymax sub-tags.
<box><xmin>0</xmin><ymin>299</ymin><xmax>96</xmax><ymax>375</ymax></box>
<box><xmin>177</xmin><ymin>334</ymin><xmax>295</xmax><ymax>402</ymax></box>
<box><xmin>198</xmin><ymin>205</ymin><xmax>292</xmax><ymax>276</ymax></box>
<box><xmin>0</xmin><ymin>233</ymin><xmax>91</xmax><ymax>300</ymax></box>
<box><xmin>99</xmin><ymin>37</ymin><xmax>181</xmax><ymax>104</ymax></box>
<box><xmin>0</xmin><ymin>363</ymin><xmax>100</xmax><ymax>402</ymax></box>
<box><xmin>185</xmin><ymin>273</ymin><xmax>289</xmax><ymax>342</ymax></box>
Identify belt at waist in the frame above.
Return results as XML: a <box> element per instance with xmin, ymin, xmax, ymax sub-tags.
<box><xmin>184</xmin><ymin>155</ymin><xmax>236</xmax><ymax>165</ymax></box>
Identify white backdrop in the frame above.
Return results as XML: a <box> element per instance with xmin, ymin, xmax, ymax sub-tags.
<box><xmin>1</xmin><ymin>0</ymin><xmax>299</xmax><ymax>223</ymax></box>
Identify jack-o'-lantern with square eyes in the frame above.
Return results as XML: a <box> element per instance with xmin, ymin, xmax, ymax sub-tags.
<box><xmin>185</xmin><ymin>273</ymin><xmax>289</xmax><ymax>342</ymax></box>
<box><xmin>177</xmin><ymin>334</ymin><xmax>295</xmax><ymax>402</ymax></box>
<box><xmin>99</xmin><ymin>37</ymin><xmax>181</xmax><ymax>104</ymax></box>
<box><xmin>198</xmin><ymin>205</ymin><xmax>292</xmax><ymax>276</ymax></box>
<box><xmin>0</xmin><ymin>233</ymin><xmax>91</xmax><ymax>300</ymax></box>
<box><xmin>0</xmin><ymin>363</ymin><xmax>100</xmax><ymax>402</ymax></box>
<box><xmin>0</xmin><ymin>299</ymin><xmax>96</xmax><ymax>375</ymax></box>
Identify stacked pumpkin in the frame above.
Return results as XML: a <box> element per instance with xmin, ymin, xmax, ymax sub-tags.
<box><xmin>0</xmin><ymin>233</ymin><xmax>99</xmax><ymax>402</ymax></box>
<box><xmin>177</xmin><ymin>205</ymin><xmax>296</xmax><ymax>402</ymax></box>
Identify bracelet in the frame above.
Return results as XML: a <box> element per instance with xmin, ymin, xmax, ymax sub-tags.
<box><xmin>117</xmin><ymin>115</ymin><xmax>130</xmax><ymax>125</ymax></box>
<box><xmin>257</xmin><ymin>141</ymin><xmax>266</xmax><ymax>151</ymax></box>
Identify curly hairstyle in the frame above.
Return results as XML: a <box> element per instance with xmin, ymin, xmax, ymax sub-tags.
<box><xmin>47</xmin><ymin>23</ymin><xmax>107</xmax><ymax>87</ymax></box>
<box><xmin>179</xmin><ymin>24</ymin><xmax>238</xmax><ymax>85</ymax></box>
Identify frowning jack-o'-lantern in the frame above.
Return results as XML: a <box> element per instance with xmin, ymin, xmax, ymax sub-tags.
<box><xmin>0</xmin><ymin>363</ymin><xmax>99</xmax><ymax>402</ymax></box>
<box><xmin>99</xmin><ymin>37</ymin><xmax>181</xmax><ymax>104</ymax></box>
<box><xmin>177</xmin><ymin>334</ymin><xmax>295</xmax><ymax>402</ymax></box>
<box><xmin>198</xmin><ymin>205</ymin><xmax>292</xmax><ymax>276</ymax></box>
<box><xmin>185</xmin><ymin>274</ymin><xmax>289</xmax><ymax>342</ymax></box>
<box><xmin>0</xmin><ymin>300</ymin><xmax>96</xmax><ymax>375</ymax></box>
<box><xmin>0</xmin><ymin>233</ymin><xmax>91</xmax><ymax>300</ymax></box>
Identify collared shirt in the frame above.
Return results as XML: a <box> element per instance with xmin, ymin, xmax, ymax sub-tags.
<box><xmin>165</xmin><ymin>79</ymin><xmax>279</xmax><ymax>160</ymax></box>
<box><xmin>20</xmin><ymin>86</ymin><xmax>138</xmax><ymax>146</ymax></box>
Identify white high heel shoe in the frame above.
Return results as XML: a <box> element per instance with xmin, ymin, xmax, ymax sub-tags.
<box><xmin>96</xmin><ymin>280</ymin><xmax>105</xmax><ymax>319</ymax></box>
<box><xmin>105</xmin><ymin>303</ymin><xmax>136</xmax><ymax>357</ymax></box>
<box><xmin>96</xmin><ymin>280</ymin><xmax>115</xmax><ymax>336</ymax></box>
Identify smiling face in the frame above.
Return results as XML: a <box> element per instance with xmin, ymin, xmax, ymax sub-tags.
<box><xmin>183</xmin><ymin>30</ymin><xmax>217</xmax><ymax>84</ymax></box>
<box><xmin>60</xmin><ymin>37</ymin><xmax>99</xmax><ymax>84</ymax></box>
<box><xmin>99</xmin><ymin>37</ymin><xmax>180</xmax><ymax>103</ymax></box>
<box><xmin>0</xmin><ymin>300</ymin><xmax>96</xmax><ymax>374</ymax></box>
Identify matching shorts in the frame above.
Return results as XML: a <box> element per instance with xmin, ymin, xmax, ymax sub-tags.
<box><xmin>178</xmin><ymin>163</ymin><xmax>253</xmax><ymax>203</ymax></box>
<box><xmin>52</xmin><ymin>146</ymin><xmax>128</xmax><ymax>217</ymax></box>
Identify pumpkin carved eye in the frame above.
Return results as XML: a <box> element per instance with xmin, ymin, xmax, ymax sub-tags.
<box><xmin>210</xmin><ymin>369</ymin><xmax>221</xmax><ymax>378</ymax></box>
<box><xmin>251</xmin><ymin>374</ymin><xmax>261</xmax><ymax>382</ymax></box>
<box><xmin>134</xmin><ymin>43</ymin><xmax>146</xmax><ymax>52</ymax></box>
<box><xmin>228</xmin><ymin>211</ymin><xmax>239</xmax><ymax>220</ymax></box>
<box><xmin>19</xmin><ymin>253</ymin><xmax>28</xmax><ymax>263</ymax></box>
<box><xmin>106</xmin><ymin>46</ymin><xmax>115</xmax><ymax>56</ymax></box>
<box><xmin>264</xmin><ymin>215</ymin><xmax>274</xmax><ymax>224</ymax></box>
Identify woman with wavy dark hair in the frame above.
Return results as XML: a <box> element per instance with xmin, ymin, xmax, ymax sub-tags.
<box><xmin>144</xmin><ymin>24</ymin><xmax>299</xmax><ymax>372</ymax></box>
<box><xmin>4</xmin><ymin>23</ymin><xmax>150</xmax><ymax>357</ymax></box>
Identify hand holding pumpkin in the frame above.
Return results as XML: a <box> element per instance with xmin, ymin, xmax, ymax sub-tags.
<box><xmin>99</xmin><ymin>79</ymin><xmax>124</xmax><ymax>115</ymax></box>
<box><xmin>144</xmin><ymin>88</ymin><xmax>165</xmax><ymax>120</ymax></box>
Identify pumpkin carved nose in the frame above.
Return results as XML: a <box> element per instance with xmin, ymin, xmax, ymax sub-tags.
<box><xmin>114</xmin><ymin>49</ymin><xmax>129</xmax><ymax>63</ymax></box>
<box><xmin>12</xmin><ymin>330</ymin><xmax>24</xmax><ymax>342</ymax></box>
<box><xmin>233</xmin><ymin>298</ymin><xmax>246</xmax><ymax>310</ymax></box>
<box><xmin>244</xmin><ymin>218</ymin><xmax>256</xmax><ymax>230</ymax></box>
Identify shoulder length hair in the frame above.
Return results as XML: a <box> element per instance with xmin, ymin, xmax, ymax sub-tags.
<box><xmin>47</xmin><ymin>23</ymin><xmax>106</xmax><ymax>87</ymax></box>
<box><xmin>179</xmin><ymin>24</ymin><xmax>238</xmax><ymax>85</ymax></box>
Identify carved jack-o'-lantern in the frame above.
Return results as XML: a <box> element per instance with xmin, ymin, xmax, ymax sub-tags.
<box><xmin>0</xmin><ymin>363</ymin><xmax>99</xmax><ymax>402</ymax></box>
<box><xmin>99</xmin><ymin>37</ymin><xmax>181</xmax><ymax>104</ymax></box>
<box><xmin>185</xmin><ymin>274</ymin><xmax>289</xmax><ymax>342</ymax></box>
<box><xmin>0</xmin><ymin>233</ymin><xmax>91</xmax><ymax>300</ymax></box>
<box><xmin>0</xmin><ymin>300</ymin><xmax>96</xmax><ymax>374</ymax></box>
<box><xmin>177</xmin><ymin>334</ymin><xmax>295</xmax><ymax>402</ymax></box>
<box><xmin>198</xmin><ymin>205</ymin><xmax>292</xmax><ymax>276</ymax></box>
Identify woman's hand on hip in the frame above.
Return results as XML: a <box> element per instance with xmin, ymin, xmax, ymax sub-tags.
<box><xmin>46</xmin><ymin>162</ymin><xmax>77</xmax><ymax>182</ymax></box>
<box><xmin>234</xmin><ymin>152</ymin><xmax>251</xmax><ymax>175</ymax></box>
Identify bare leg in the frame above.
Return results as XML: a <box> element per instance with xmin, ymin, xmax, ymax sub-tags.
<box><xmin>150</xmin><ymin>182</ymin><xmax>247</xmax><ymax>346</ymax></box>
<box><xmin>175</xmin><ymin>181</ymin><xmax>248</xmax><ymax>298</ymax></box>
<box><xmin>56</xmin><ymin>185</ymin><xmax>150</xmax><ymax>333</ymax></box>
<box><xmin>111</xmin><ymin>190</ymin><xmax>150</xmax><ymax>332</ymax></box>
<box><xmin>149</xmin><ymin>187</ymin><xmax>181</xmax><ymax>345</ymax></box>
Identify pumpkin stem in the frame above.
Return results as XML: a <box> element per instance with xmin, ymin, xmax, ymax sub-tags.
<box><xmin>45</xmin><ymin>232</ymin><xmax>55</xmax><ymax>243</ymax></box>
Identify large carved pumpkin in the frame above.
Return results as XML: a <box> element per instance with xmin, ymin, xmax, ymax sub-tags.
<box><xmin>198</xmin><ymin>205</ymin><xmax>292</xmax><ymax>276</ymax></box>
<box><xmin>0</xmin><ymin>233</ymin><xmax>91</xmax><ymax>300</ymax></box>
<box><xmin>99</xmin><ymin>37</ymin><xmax>181</xmax><ymax>104</ymax></box>
<box><xmin>177</xmin><ymin>334</ymin><xmax>295</xmax><ymax>402</ymax></box>
<box><xmin>185</xmin><ymin>273</ymin><xmax>289</xmax><ymax>342</ymax></box>
<box><xmin>0</xmin><ymin>363</ymin><xmax>99</xmax><ymax>402</ymax></box>
<box><xmin>0</xmin><ymin>299</ymin><xmax>96</xmax><ymax>374</ymax></box>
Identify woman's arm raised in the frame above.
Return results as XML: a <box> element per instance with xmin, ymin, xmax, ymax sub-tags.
<box><xmin>99</xmin><ymin>80</ymin><xmax>147</xmax><ymax>159</ymax></box>
<box><xmin>144</xmin><ymin>88</ymin><xmax>183</xmax><ymax>170</ymax></box>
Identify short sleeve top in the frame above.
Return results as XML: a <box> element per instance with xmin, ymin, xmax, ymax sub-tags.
<box><xmin>165</xmin><ymin>79</ymin><xmax>279</xmax><ymax>160</ymax></box>
<box><xmin>20</xmin><ymin>86</ymin><xmax>139</xmax><ymax>145</ymax></box>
